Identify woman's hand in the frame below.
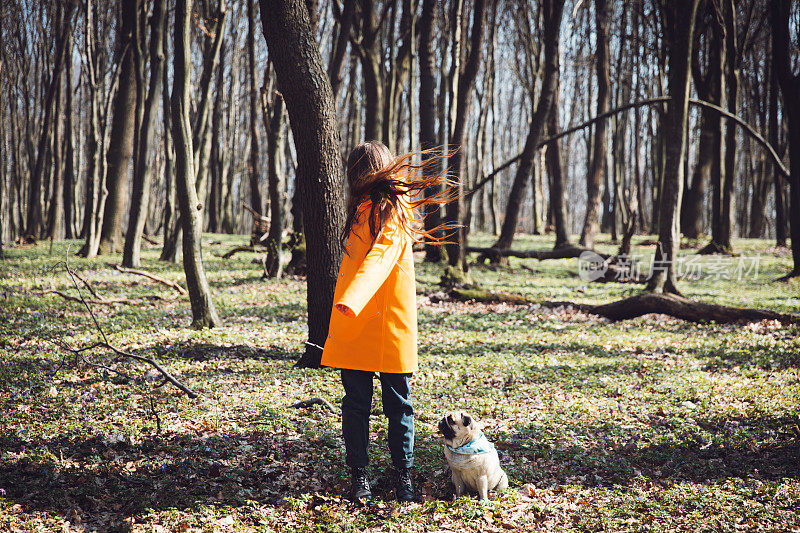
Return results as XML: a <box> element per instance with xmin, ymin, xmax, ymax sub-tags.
<box><xmin>336</xmin><ymin>303</ymin><xmax>356</xmax><ymax>317</ymax></box>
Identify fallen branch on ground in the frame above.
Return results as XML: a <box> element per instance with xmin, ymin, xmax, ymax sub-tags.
<box><xmin>114</xmin><ymin>264</ymin><xmax>188</xmax><ymax>295</ymax></box>
<box><xmin>221</xmin><ymin>245</ymin><xmax>257</xmax><ymax>259</ymax></box>
<box><xmin>32</xmin><ymin>289</ymin><xmax>136</xmax><ymax>305</ymax></box>
<box><xmin>467</xmin><ymin>245</ymin><xmax>610</xmax><ymax>261</ymax></box>
<box><xmin>443</xmin><ymin>289</ymin><xmax>800</xmax><ymax>325</ymax></box>
<box><xmin>289</xmin><ymin>397</ymin><xmax>337</xmax><ymax>413</ymax></box>
<box><xmin>49</xmin><ymin>256</ymin><xmax>199</xmax><ymax>398</ymax></box>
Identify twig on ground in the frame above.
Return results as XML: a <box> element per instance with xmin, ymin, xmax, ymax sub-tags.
<box><xmin>113</xmin><ymin>264</ymin><xmax>188</xmax><ymax>295</ymax></box>
<box><xmin>289</xmin><ymin>397</ymin><xmax>337</xmax><ymax>413</ymax></box>
<box><xmin>150</xmin><ymin>397</ymin><xmax>162</xmax><ymax>434</ymax></box>
<box><xmin>47</xmin><ymin>251</ymin><xmax>199</xmax><ymax>398</ymax></box>
<box><xmin>32</xmin><ymin>289</ymin><xmax>134</xmax><ymax>305</ymax></box>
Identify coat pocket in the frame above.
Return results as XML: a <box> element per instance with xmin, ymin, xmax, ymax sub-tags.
<box><xmin>329</xmin><ymin>295</ymin><xmax>381</xmax><ymax>343</ymax></box>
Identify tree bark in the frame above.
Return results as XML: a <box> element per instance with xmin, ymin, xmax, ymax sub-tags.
<box><xmin>418</xmin><ymin>0</ymin><xmax>443</xmax><ymax>263</ymax></box>
<box><xmin>25</xmin><ymin>1</ymin><xmax>74</xmax><ymax>238</ymax></box>
<box><xmin>123</xmin><ymin>0</ymin><xmax>166</xmax><ymax>267</ymax></box>
<box><xmin>62</xmin><ymin>23</ymin><xmax>76</xmax><ymax>239</ymax></box>
<box><xmin>579</xmin><ymin>0</ymin><xmax>610</xmax><ymax>249</ymax></box>
<box><xmin>546</xmin><ymin>79</ymin><xmax>570</xmax><ymax>249</ymax></box>
<box><xmin>247</xmin><ymin>0</ymin><xmax>263</xmax><ymax>215</ymax></box>
<box><xmin>258</xmin><ymin>0</ymin><xmax>347</xmax><ymax>367</ymax></box>
<box><xmin>262</xmin><ymin>77</ymin><xmax>286</xmax><ymax>278</ymax></box>
<box><xmin>769</xmin><ymin>46</ymin><xmax>787</xmax><ymax>247</ymax></box>
<box><xmin>172</xmin><ymin>0</ymin><xmax>221</xmax><ymax>328</ymax></box>
<box><xmin>770</xmin><ymin>0</ymin><xmax>800</xmax><ymax>277</ymax></box>
<box><xmin>646</xmin><ymin>0</ymin><xmax>701</xmax><ymax>294</ymax></box>
<box><xmin>98</xmin><ymin>0</ymin><xmax>139</xmax><ymax>254</ymax></box>
<box><xmin>490</xmin><ymin>0</ymin><xmax>565</xmax><ymax>255</ymax></box>
<box><xmin>682</xmin><ymin>4</ymin><xmax>723</xmax><ymax>240</ymax></box>
<box><xmin>445</xmin><ymin>0</ymin><xmax>487</xmax><ymax>273</ymax></box>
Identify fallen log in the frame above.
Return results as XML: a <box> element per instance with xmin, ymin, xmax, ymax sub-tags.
<box><xmin>114</xmin><ymin>264</ymin><xmax>188</xmax><ymax>295</ymax></box>
<box><xmin>443</xmin><ymin>289</ymin><xmax>800</xmax><ymax>325</ymax></box>
<box><xmin>221</xmin><ymin>245</ymin><xmax>257</xmax><ymax>259</ymax></box>
<box><xmin>467</xmin><ymin>245</ymin><xmax>610</xmax><ymax>261</ymax></box>
<box><xmin>33</xmin><ymin>289</ymin><xmax>135</xmax><ymax>305</ymax></box>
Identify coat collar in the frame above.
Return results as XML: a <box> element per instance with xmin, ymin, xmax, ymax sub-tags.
<box><xmin>445</xmin><ymin>431</ymin><xmax>495</xmax><ymax>455</ymax></box>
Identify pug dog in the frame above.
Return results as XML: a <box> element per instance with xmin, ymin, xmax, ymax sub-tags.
<box><xmin>438</xmin><ymin>411</ymin><xmax>508</xmax><ymax>500</ymax></box>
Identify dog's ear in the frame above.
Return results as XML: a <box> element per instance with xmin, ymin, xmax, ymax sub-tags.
<box><xmin>462</xmin><ymin>413</ymin><xmax>473</xmax><ymax>428</ymax></box>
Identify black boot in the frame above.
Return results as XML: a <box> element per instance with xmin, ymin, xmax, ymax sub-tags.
<box><xmin>349</xmin><ymin>467</ymin><xmax>372</xmax><ymax>501</ymax></box>
<box><xmin>395</xmin><ymin>467</ymin><xmax>414</xmax><ymax>502</ymax></box>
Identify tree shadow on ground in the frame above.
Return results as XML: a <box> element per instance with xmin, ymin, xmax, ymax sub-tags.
<box><xmin>0</xmin><ymin>427</ymin><xmax>344</xmax><ymax>529</ymax></box>
<box><xmin>497</xmin><ymin>414</ymin><xmax>799</xmax><ymax>488</ymax></box>
<box><xmin>152</xmin><ymin>342</ymin><xmax>299</xmax><ymax>362</ymax></box>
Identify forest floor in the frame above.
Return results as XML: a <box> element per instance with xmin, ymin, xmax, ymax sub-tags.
<box><xmin>1</xmin><ymin>233</ymin><xmax>799</xmax><ymax>532</ymax></box>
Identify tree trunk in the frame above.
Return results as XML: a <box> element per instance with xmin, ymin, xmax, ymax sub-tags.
<box><xmin>123</xmin><ymin>0</ymin><xmax>165</xmax><ymax>267</ymax></box>
<box><xmin>62</xmin><ymin>24</ymin><xmax>76</xmax><ymax>239</ymax></box>
<box><xmin>78</xmin><ymin>0</ymin><xmax>107</xmax><ymax>258</ymax></box>
<box><xmin>98</xmin><ymin>0</ymin><xmax>139</xmax><ymax>254</ymax></box>
<box><xmin>262</xmin><ymin>75</ymin><xmax>286</xmax><ymax>278</ymax></box>
<box><xmin>418</xmin><ymin>0</ymin><xmax>443</xmax><ymax>263</ymax></box>
<box><xmin>491</xmin><ymin>0</ymin><xmax>564</xmax><ymax>255</ymax></box>
<box><xmin>259</xmin><ymin>0</ymin><xmax>347</xmax><ymax>367</ymax></box>
<box><xmin>160</xmin><ymin>8</ymin><xmax>180</xmax><ymax>263</ymax></box>
<box><xmin>247</xmin><ymin>0</ymin><xmax>263</xmax><ymax>215</ymax></box>
<box><xmin>579</xmin><ymin>0</ymin><xmax>610</xmax><ymax>249</ymax></box>
<box><xmin>646</xmin><ymin>0</ymin><xmax>701</xmax><ymax>294</ymax></box>
<box><xmin>770</xmin><ymin>0</ymin><xmax>800</xmax><ymax>277</ymax></box>
<box><xmin>25</xmin><ymin>1</ymin><xmax>73</xmax><ymax>238</ymax></box>
<box><xmin>718</xmin><ymin>0</ymin><xmax>738</xmax><ymax>252</ymax></box>
<box><xmin>172</xmin><ymin>0</ymin><xmax>221</xmax><ymax>328</ymax></box>
<box><xmin>445</xmin><ymin>0</ymin><xmax>486</xmax><ymax>274</ymax></box>
<box><xmin>769</xmin><ymin>45</ymin><xmax>787</xmax><ymax>247</ymax></box>
<box><xmin>546</xmin><ymin>80</ymin><xmax>570</xmax><ymax>249</ymax></box>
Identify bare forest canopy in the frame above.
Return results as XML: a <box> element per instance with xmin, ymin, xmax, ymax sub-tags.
<box><xmin>1</xmin><ymin>0</ymin><xmax>799</xmax><ymax>356</ymax></box>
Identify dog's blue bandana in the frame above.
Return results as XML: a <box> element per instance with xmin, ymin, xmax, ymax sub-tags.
<box><xmin>445</xmin><ymin>431</ymin><xmax>495</xmax><ymax>455</ymax></box>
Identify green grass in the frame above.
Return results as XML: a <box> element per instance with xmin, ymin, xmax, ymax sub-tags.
<box><xmin>0</xmin><ymin>233</ymin><xmax>798</xmax><ymax>532</ymax></box>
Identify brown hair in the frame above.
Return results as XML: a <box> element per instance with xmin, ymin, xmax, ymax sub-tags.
<box><xmin>342</xmin><ymin>140</ymin><xmax>460</xmax><ymax>254</ymax></box>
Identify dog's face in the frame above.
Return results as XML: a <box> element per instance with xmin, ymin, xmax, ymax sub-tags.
<box><xmin>438</xmin><ymin>411</ymin><xmax>479</xmax><ymax>447</ymax></box>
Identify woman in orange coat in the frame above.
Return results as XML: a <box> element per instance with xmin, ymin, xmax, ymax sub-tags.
<box><xmin>321</xmin><ymin>141</ymin><xmax>456</xmax><ymax>502</ymax></box>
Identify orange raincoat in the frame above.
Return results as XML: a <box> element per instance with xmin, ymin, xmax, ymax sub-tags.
<box><xmin>321</xmin><ymin>200</ymin><xmax>418</xmax><ymax>373</ymax></box>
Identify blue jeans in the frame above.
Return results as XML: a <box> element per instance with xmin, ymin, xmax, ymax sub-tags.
<box><xmin>341</xmin><ymin>369</ymin><xmax>414</xmax><ymax>470</ymax></box>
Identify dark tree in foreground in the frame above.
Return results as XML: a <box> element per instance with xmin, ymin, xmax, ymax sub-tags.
<box><xmin>647</xmin><ymin>0</ymin><xmax>701</xmax><ymax>294</ymax></box>
<box><xmin>259</xmin><ymin>0</ymin><xmax>347</xmax><ymax>367</ymax></box>
<box><xmin>770</xmin><ymin>0</ymin><xmax>800</xmax><ymax>278</ymax></box>
<box><xmin>172</xmin><ymin>0</ymin><xmax>221</xmax><ymax>328</ymax></box>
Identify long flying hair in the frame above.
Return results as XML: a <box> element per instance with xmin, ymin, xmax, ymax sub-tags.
<box><xmin>342</xmin><ymin>140</ymin><xmax>461</xmax><ymax>254</ymax></box>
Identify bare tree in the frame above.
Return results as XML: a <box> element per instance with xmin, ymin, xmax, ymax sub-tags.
<box><xmin>172</xmin><ymin>0</ymin><xmax>221</xmax><ymax>328</ymax></box>
<box><xmin>770</xmin><ymin>0</ymin><xmax>800</xmax><ymax>278</ymax></box>
<box><xmin>123</xmin><ymin>0</ymin><xmax>166</xmax><ymax>268</ymax></box>
<box><xmin>259</xmin><ymin>0</ymin><xmax>347</xmax><ymax>367</ymax></box>
<box><xmin>579</xmin><ymin>0</ymin><xmax>610</xmax><ymax>249</ymax></box>
<box><xmin>646</xmin><ymin>0</ymin><xmax>701</xmax><ymax>294</ymax></box>
<box><xmin>98</xmin><ymin>0</ymin><xmax>140</xmax><ymax>254</ymax></box>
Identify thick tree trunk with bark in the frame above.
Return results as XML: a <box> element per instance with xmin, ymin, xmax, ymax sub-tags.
<box><xmin>579</xmin><ymin>0</ymin><xmax>610</xmax><ymax>249</ymax></box>
<box><xmin>172</xmin><ymin>0</ymin><xmax>221</xmax><ymax>328</ymax></box>
<box><xmin>259</xmin><ymin>0</ymin><xmax>347</xmax><ymax>367</ymax></box>
<box><xmin>490</xmin><ymin>0</ymin><xmax>565</xmax><ymax>255</ymax></box>
<box><xmin>769</xmin><ymin>54</ymin><xmax>787</xmax><ymax>248</ymax></box>
<box><xmin>646</xmin><ymin>0</ymin><xmax>700</xmax><ymax>294</ymax></box>
<box><xmin>771</xmin><ymin>0</ymin><xmax>800</xmax><ymax>278</ymax></box>
<box><xmin>418</xmin><ymin>0</ymin><xmax>443</xmax><ymax>263</ymax></box>
<box><xmin>123</xmin><ymin>0</ymin><xmax>165</xmax><ymax>268</ymax></box>
<box><xmin>98</xmin><ymin>0</ymin><xmax>139</xmax><ymax>254</ymax></box>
